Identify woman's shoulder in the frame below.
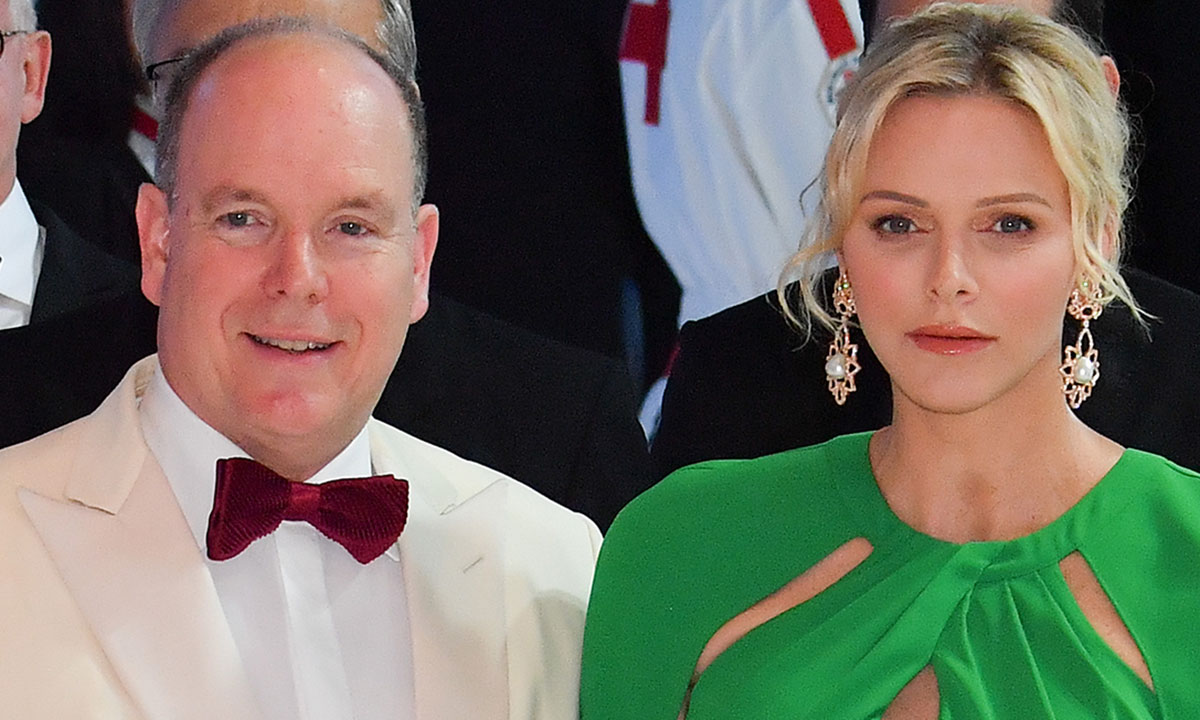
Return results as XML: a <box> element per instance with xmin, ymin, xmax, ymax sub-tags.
<box><xmin>1103</xmin><ymin>448</ymin><xmax>1200</xmax><ymax>511</ymax></box>
<box><xmin>603</xmin><ymin>433</ymin><xmax>872</xmax><ymax>555</ymax></box>
<box><xmin>624</xmin><ymin>429</ymin><xmax>868</xmax><ymax>520</ymax></box>
<box><xmin>583</xmin><ymin>433</ymin><xmax>874</xmax><ymax>719</ymax></box>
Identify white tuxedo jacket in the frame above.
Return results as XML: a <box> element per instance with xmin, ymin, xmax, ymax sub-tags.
<box><xmin>0</xmin><ymin>358</ymin><xmax>602</xmax><ymax>719</ymax></box>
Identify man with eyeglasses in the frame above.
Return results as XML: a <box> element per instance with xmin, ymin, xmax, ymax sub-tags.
<box><xmin>0</xmin><ymin>0</ymin><xmax>136</xmax><ymax>334</ymax></box>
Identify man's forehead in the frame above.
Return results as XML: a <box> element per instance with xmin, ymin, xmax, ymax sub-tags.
<box><xmin>156</xmin><ymin>0</ymin><xmax>384</xmax><ymax>59</ymax></box>
<box><xmin>178</xmin><ymin>34</ymin><xmax>412</xmax><ymax>170</ymax></box>
<box><xmin>188</xmin><ymin>31</ymin><xmax>400</xmax><ymax>113</ymax></box>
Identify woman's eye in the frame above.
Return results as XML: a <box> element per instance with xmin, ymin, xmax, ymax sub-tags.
<box><xmin>992</xmin><ymin>215</ymin><xmax>1034</xmax><ymax>233</ymax></box>
<box><xmin>873</xmin><ymin>215</ymin><xmax>916</xmax><ymax>234</ymax></box>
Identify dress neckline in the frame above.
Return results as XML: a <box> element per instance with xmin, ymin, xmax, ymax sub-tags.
<box><xmin>827</xmin><ymin>431</ymin><xmax>1137</xmax><ymax>580</ymax></box>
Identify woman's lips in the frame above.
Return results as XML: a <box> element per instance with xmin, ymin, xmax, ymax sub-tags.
<box><xmin>907</xmin><ymin>325</ymin><xmax>996</xmax><ymax>355</ymax></box>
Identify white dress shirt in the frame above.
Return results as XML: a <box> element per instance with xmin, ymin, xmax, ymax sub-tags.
<box><xmin>0</xmin><ymin>179</ymin><xmax>45</xmax><ymax>330</ymax></box>
<box><xmin>139</xmin><ymin>366</ymin><xmax>416</xmax><ymax>720</ymax></box>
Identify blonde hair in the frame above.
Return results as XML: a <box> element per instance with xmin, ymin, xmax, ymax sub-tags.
<box><xmin>779</xmin><ymin>2</ymin><xmax>1139</xmax><ymax>335</ymax></box>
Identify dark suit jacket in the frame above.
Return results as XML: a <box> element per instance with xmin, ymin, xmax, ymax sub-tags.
<box><xmin>652</xmin><ymin>267</ymin><xmax>1200</xmax><ymax>478</ymax></box>
<box><xmin>1104</xmin><ymin>0</ymin><xmax>1200</xmax><ymax>295</ymax></box>
<box><xmin>18</xmin><ymin>130</ymin><xmax>150</xmax><ymax>265</ymax></box>
<box><xmin>0</xmin><ymin>290</ymin><xmax>651</xmax><ymax>530</ymax></box>
<box><xmin>411</xmin><ymin>0</ymin><xmax>680</xmax><ymax>386</ymax></box>
<box><xmin>26</xmin><ymin>199</ymin><xmax>140</xmax><ymax>324</ymax></box>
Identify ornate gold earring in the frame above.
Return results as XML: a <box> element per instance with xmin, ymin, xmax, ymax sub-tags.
<box><xmin>825</xmin><ymin>270</ymin><xmax>861</xmax><ymax>405</ymax></box>
<box><xmin>1060</xmin><ymin>280</ymin><xmax>1103</xmax><ymax>408</ymax></box>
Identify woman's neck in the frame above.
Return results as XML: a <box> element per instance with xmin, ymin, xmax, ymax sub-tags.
<box><xmin>870</xmin><ymin>379</ymin><xmax>1123</xmax><ymax>543</ymax></box>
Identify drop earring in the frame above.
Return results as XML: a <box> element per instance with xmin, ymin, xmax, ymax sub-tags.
<box><xmin>1060</xmin><ymin>281</ymin><xmax>1103</xmax><ymax>409</ymax></box>
<box><xmin>825</xmin><ymin>270</ymin><xmax>861</xmax><ymax>405</ymax></box>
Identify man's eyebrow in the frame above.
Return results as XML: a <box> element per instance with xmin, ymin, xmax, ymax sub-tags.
<box><xmin>977</xmin><ymin>193</ymin><xmax>1053</xmax><ymax>208</ymax></box>
<box><xmin>860</xmin><ymin>190</ymin><xmax>928</xmax><ymax>207</ymax></box>
<box><xmin>330</xmin><ymin>193</ymin><xmax>399</xmax><ymax>222</ymax></box>
<box><xmin>200</xmin><ymin>187</ymin><xmax>270</xmax><ymax>215</ymax></box>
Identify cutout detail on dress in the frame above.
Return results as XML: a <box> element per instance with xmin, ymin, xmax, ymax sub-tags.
<box><xmin>1059</xmin><ymin>551</ymin><xmax>1153</xmax><ymax>691</ymax></box>
<box><xmin>676</xmin><ymin>537</ymin><xmax>874</xmax><ymax>719</ymax></box>
<box><xmin>882</xmin><ymin>666</ymin><xmax>939</xmax><ymax>720</ymax></box>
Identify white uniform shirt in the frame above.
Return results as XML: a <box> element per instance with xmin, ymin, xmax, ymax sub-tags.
<box><xmin>620</xmin><ymin>0</ymin><xmax>862</xmax><ymax>324</ymax></box>
<box><xmin>0</xmin><ymin>179</ymin><xmax>44</xmax><ymax>330</ymax></box>
<box><xmin>139</xmin><ymin>367</ymin><xmax>416</xmax><ymax>720</ymax></box>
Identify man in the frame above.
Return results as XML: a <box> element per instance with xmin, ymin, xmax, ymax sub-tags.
<box><xmin>0</xmin><ymin>0</ymin><xmax>146</xmax><ymax>451</ymax></box>
<box><xmin>135</xmin><ymin>0</ymin><xmax>680</xmax><ymax>388</ymax></box>
<box><xmin>0</xmin><ymin>19</ymin><xmax>599</xmax><ymax>719</ymax></box>
<box><xmin>651</xmin><ymin>0</ymin><xmax>1200</xmax><ymax>478</ymax></box>
<box><xmin>0</xmin><ymin>0</ymin><xmax>137</xmax><ymax>330</ymax></box>
<box><xmin>2</xmin><ymin>0</ymin><xmax>652</xmax><ymax>531</ymax></box>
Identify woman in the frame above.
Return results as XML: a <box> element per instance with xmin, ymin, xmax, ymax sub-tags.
<box><xmin>581</xmin><ymin>4</ymin><xmax>1200</xmax><ymax>718</ymax></box>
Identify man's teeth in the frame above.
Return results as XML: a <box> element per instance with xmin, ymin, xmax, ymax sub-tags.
<box><xmin>252</xmin><ymin>336</ymin><xmax>331</xmax><ymax>352</ymax></box>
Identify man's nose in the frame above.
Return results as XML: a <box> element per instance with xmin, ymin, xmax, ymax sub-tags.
<box><xmin>263</xmin><ymin>229</ymin><xmax>329</xmax><ymax>304</ymax></box>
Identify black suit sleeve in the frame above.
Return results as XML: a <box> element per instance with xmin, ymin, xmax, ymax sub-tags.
<box><xmin>375</xmin><ymin>294</ymin><xmax>651</xmax><ymax>531</ymax></box>
<box><xmin>558</xmin><ymin>355</ymin><xmax>653</xmax><ymax>529</ymax></box>
<box><xmin>652</xmin><ymin>289</ymin><xmax>893</xmax><ymax>480</ymax></box>
<box><xmin>652</xmin><ymin>297</ymin><xmax>811</xmax><ymax>479</ymax></box>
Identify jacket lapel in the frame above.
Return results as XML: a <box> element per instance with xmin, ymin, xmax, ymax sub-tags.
<box><xmin>370</xmin><ymin>422</ymin><xmax>511</xmax><ymax>720</ymax></box>
<box><xmin>18</xmin><ymin>360</ymin><xmax>261</xmax><ymax>720</ymax></box>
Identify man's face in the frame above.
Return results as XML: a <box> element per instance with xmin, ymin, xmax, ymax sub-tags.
<box><xmin>146</xmin><ymin>0</ymin><xmax>383</xmax><ymax>69</ymax></box>
<box><xmin>874</xmin><ymin>0</ymin><xmax>1056</xmax><ymax>28</ymax></box>
<box><xmin>137</xmin><ymin>34</ymin><xmax>437</xmax><ymax>480</ymax></box>
<box><xmin>0</xmin><ymin>0</ymin><xmax>50</xmax><ymax>197</ymax></box>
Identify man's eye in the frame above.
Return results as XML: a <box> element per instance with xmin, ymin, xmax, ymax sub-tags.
<box><xmin>872</xmin><ymin>215</ymin><xmax>916</xmax><ymax>234</ymax></box>
<box><xmin>338</xmin><ymin>221</ymin><xmax>367</xmax><ymax>236</ymax></box>
<box><xmin>992</xmin><ymin>215</ymin><xmax>1034</xmax><ymax>233</ymax></box>
<box><xmin>222</xmin><ymin>211</ymin><xmax>256</xmax><ymax>227</ymax></box>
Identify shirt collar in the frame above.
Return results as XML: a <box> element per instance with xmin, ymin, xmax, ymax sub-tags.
<box><xmin>138</xmin><ymin>363</ymin><xmax>375</xmax><ymax>553</ymax></box>
<box><xmin>0</xmin><ymin>179</ymin><xmax>42</xmax><ymax>308</ymax></box>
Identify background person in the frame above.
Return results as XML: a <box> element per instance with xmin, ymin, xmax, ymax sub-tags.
<box><xmin>0</xmin><ymin>0</ymin><xmax>136</xmax><ymax>332</ymax></box>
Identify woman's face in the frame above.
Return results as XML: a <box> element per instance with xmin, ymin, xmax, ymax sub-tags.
<box><xmin>839</xmin><ymin>93</ymin><xmax>1077</xmax><ymax>415</ymax></box>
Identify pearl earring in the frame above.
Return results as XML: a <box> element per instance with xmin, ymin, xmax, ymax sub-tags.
<box><xmin>825</xmin><ymin>270</ymin><xmax>861</xmax><ymax>405</ymax></box>
<box><xmin>1060</xmin><ymin>281</ymin><xmax>1103</xmax><ymax>408</ymax></box>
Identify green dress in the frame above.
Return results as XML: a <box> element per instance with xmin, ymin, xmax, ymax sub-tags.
<box><xmin>581</xmin><ymin>433</ymin><xmax>1200</xmax><ymax>719</ymax></box>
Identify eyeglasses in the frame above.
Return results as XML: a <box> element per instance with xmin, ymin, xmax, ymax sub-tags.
<box><xmin>145</xmin><ymin>55</ymin><xmax>186</xmax><ymax>84</ymax></box>
<box><xmin>0</xmin><ymin>30</ymin><xmax>31</xmax><ymax>60</ymax></box>
<box><xmin>145</xmin><ymin>55</ymin><xmax>188</xmax><ymax>107</ymax></box>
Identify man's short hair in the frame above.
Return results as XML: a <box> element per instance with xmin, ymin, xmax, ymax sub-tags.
<box><xmin>859</xmin><ymin>0</ymin><xmax>1105</xmax><ymax>48</ymax></box>
<box><xmin>154</xmin><ymin>16</ymin><xmax>428</xmax><ymax>211</ymax></box>
<box><xmin>8</xmin><ymin>0</ymin><xmax>38</xmax><ymax>29</ymax></box>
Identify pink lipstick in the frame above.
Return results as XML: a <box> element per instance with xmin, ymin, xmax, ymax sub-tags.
<box><xmin>906</xmin><ymin>325</ymin><xmax>995</xmax><ymax>355</ymax></box>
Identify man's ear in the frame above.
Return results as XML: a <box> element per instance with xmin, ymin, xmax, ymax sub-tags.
<box><xmin>136</xmin><ymin>183</ymin><xmax>170</xmax><ymax>307</ymax></box>
<box><xmin>407</xmin><ymin>203</ymin><xmax>439</xmax><ymax>323</ymax></box>
<box><xmin>1101</xmin><ymin>55</ymin><xmax>1120</xmax><ymax>99</ymax></box>
<box><xmin>20</xmin><ymin>31</ymin><xmax>51</xmax><ymax>124</ymax></box>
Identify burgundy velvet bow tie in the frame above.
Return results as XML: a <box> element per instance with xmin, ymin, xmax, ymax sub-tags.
<box><xmin>206</xmin><ymin>457</ymin><xmax>409</xmax><ymax>564</ymax></box>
